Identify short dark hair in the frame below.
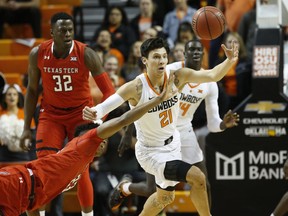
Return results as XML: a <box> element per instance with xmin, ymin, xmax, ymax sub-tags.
<box><xmin>51</xmin><ymin>12</ymin><xmax>73</xmax><ymax>26</ymax></box>
<box><xmin>185</xmin><ymin>38</ymin><xmax>203</xmax><ymax>52</ymax></box>
<box><xmin>74</xmin><ymin>123</ymin><xmax>99</xmax><ymax>137</ymax></box>
<box><xmin>141</xmin><ymin>37</ymin><xmax>170</xmax><ymax>58</ymax></box>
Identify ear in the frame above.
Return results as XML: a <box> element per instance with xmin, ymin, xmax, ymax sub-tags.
<box><xmin>50</xmin><ymin>28</ymin><xmax>53</xmax><ymax>37</ymax></box>
<box><xmin>141</xmin><ymin>57</ymin><xmax>147</xmax><ymax>65</ymax></box>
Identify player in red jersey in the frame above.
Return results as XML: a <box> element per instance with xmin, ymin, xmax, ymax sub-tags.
<box><xmin>0</xmin><ymin>72</ymin><xmax>175</xmax><ymax>216</ymax></box>
<box><xmin>19</xmin><ymin>12</ymin><xmax>115</xmax><ymax>216</ymax></box>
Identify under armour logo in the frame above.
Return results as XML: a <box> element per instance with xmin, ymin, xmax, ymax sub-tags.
<box><xmin>70</xmin><ymin>57</ymin><xmax>77</xmax><ymax>61</ymax></box>
<box><xmin>44</xmin><ymin>56</ymin><xmax>50</xmax><ymax>60</ymax></box>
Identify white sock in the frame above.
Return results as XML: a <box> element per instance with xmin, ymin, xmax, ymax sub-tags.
<box><xmin>39</xmin><ymin>211</ymin><xmax>45</xmax><ymax>216</ymax></box>
<box><xmin>122</xmin><ymin>182</ymin><xmax>132</xmax><ymax>195</ymax></box>
<box><xmin>271</xmin><ymin>214</ymin><xmax>275</xmax><ymax>216</ymax></box>
<box><xmin>81</xmin><ymin>211</ymin><xmax>93</xmax><ymax>216</ymax></box>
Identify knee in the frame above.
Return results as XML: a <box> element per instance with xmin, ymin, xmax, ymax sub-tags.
<box><xmin>187</xmin><ymin>166</ymin><xmax>206</xmax><ymax>189</ymax></box>
<box><xmin>153</xmin><ymin>191</ymin><xmax>175</xmax><ymax>209</ymax></box>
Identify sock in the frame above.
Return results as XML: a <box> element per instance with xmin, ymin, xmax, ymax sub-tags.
<box><xmin>81</xmin><ymin>211</ymin><xmax>93</xmax><ymax>216</ymax></box>
<box><xmin>271</xmin><ymin>214</ymin><xmax>275</xmax><ymax>216</ymax></box>
<box><xmin>122</xmin><ymin>182</ymin><xmax>132</xmax><ymax>195</ymax></box>
<box><xmin>39</xmin><ymin>211</ymin><xmax>45</xmax><ymax>216</ymax></box>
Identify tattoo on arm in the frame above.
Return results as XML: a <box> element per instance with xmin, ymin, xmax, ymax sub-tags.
<box><xmin>135</xmin><ymin>79</ymin><xmax>143</xmax><ymax>100</ymax></box>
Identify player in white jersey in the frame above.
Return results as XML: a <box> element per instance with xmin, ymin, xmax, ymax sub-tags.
<box><xmin>82</xmin><ymin>37</ymin><xmax>239</xmax><ymax>216</ymax></box>
<box><xmin>107</xmin><ymin>39</ymin><xmax>239</xmax><ymax>210</ymax></box>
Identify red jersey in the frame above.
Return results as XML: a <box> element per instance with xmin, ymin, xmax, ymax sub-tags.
<box><xmin>0</xmin><ymin>128</ymin><xmax>103</xmax><ymax>215</ymax></box>
<box><xmin>38</xmin><ymin>39</ymin><xmax>93</xmax><ymax>109</ymax></box>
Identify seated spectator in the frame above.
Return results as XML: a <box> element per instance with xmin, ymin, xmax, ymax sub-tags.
<box><xmin>0</xmin><ymin>84</ymin><xmax>35</xmax><ymax>162</ymax></box>
<box><xmin>121</xmin><ymin>41</ymin><xmax>144</xmax><ymax>82</ymax></box>
<box><xmin>91</xmin><ymin>29</ymin><xmax>125</xmax><ymax>68</ymax></box>
<box><xmin>162</xmin><ymin>0</ymin><xmax>197</xmax><ymax>48</ymax></box>
<box><xmin>92</xmin><ymin>5</ymin><xmax>136</xmax><ymax>61</ymax></box>
<box><xmin>216</xmin><ymin>31</ymin><xmax>248</xmax><ymax>109</ymax></box>
<box><xmin>169</xmin><ymin>41</ymin><xmax>185</xmax><ymax>62</ymax></box>
<box><xmin>103</xmin><ymin>55</ymin><xmax>125</xmax><ymax>89</ymax></box>
<box><xmin>130</xmin><ymin>0</ymin><xmax>162</xmax><ymax>41</ymax></box>
<box><xmin>0</xmin><ymin>0</ymin><xmax>41</xmax><ymax>38</ymax></box>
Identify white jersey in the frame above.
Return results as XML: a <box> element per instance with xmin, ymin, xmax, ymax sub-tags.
<box><xmin>166</xmin><ymin>61</ymin><xmax>223</xmax><ymax>164</ymax></box>
<box><xmin>166</xmin><ymin>61</ymin><xmax>223</xmax><ymax>132</ymax></box>
<box><xmin>130</xmin><ymin>72</ymin><xmax>180</xmax><ymax>147</ymax></box>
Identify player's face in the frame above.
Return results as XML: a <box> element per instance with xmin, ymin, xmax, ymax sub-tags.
<box><xmin>51</xmin><ymin>19</ymin><xmax>74</xmax><ymax>48</ymax></box>
<box><xmin>185</xmin><ymin>41</ymin><xmax>203</xmax><ymax>69</ymax></box>
<box><xmin>95</xmin><ymin>140</ymin><xmax>108</xmax><ymax>157</ymax></box>
<box><xmin>142</xmin><ymin>47</ymin><xmax>168</xmax><ymax>75</ymax></box>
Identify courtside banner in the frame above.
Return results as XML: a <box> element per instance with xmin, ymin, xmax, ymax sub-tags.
<box><xmin>205</xmin><ymin>28</ymin><xmax>288</xmax><ymax>216</ymax></box>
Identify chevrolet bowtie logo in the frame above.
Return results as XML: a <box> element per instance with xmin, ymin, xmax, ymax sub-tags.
<box><xmin>244</xmin><ymin>101</ymin><xmax>286</xmax><ymax>114</ymax></box>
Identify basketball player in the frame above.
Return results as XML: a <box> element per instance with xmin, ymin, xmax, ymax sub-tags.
<box><xmin>0</xmin><ymin>76</ymin><xmax>175</xmax><ymax>216</ymax></box>
<box><xmin>82</xmin><ymin>37</ymin><xmax>239</xmax><ymax>216</ymax></box>
<box><xmin>108</xmin><ymin>39</ymin><xmax>240</xmax><ymax>210</ymax></box>
<box><xmin>19</xmin><ymin>12</ymin><xmax>115</xmax><ymax>216</ymax></box>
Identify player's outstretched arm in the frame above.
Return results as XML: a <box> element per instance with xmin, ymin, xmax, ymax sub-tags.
<box><xmin>97</xmin><ymin>72</ymin><xmax>177</xmax><ymax>139</ymax></box>
<box><xmin>174</xmin><ymin>41</ymin><xmax>239</xmax><ymax>88</ymax></box>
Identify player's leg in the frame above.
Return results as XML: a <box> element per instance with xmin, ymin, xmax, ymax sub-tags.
<box><xmin>77</xmin><ymin>168</ymin><xmax>93</xmax><ymax>214</ymax></box>
<box><xmin>31</xmin><ymin>114</ymin><xmax>67</xmax><ymax>215</ymax></box>
<box><xmin>271</xmin><ymin>191</ymin><xmax>288</xmax><ymax>216</ymax></box>
<box><xmin>67</xmin><ymin>111</ymin><xmax>94</xmax><ymax>216</ymax></box>
<box><xmin>164</xmin><ymin>160</ymin><xmax>210</xmax><ymax>216</ymax></box>
<box><xmin>139</xmin><ymin>187</ymin><xmax>175</xmax><ymax>216</ymax></box>
<box><xmin>129</xmin><ymin>172</ymin><xmax>156</xmax><ymax>197</ymax></box>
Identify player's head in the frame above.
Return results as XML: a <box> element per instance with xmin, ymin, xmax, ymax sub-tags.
<box><xmin>141</xmin><ymin>38</ymin><xmax>169</xmax><ymax>73</ymax></box>
<box><xmin>184</xmin><ymin>39</ymin><xmax>204</xmax><ymax>70</ymax></box>
<box><xmin>50</xmin><ymin>12</ymin><xmax>74</xmax><ymax>47</ymax></box>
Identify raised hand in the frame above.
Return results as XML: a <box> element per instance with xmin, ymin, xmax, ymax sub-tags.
<box><xmin>222</xmin><ymin>109</ymin><xmax>240</xmax><ymax>128</ymax></box>
<box><xmin>221</xmin><ymin>40</ymin><xmax>239</xmax><ymax>63</ymax></box>
<box><xmin>159</xmin><ymin>71</ymin><xmax>178</xmax><ymax>101</ymax></box>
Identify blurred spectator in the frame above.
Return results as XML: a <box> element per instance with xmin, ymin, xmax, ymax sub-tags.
<box><xmin>0</xmin><ymin>0</ymin><xmax>41</xmax><ymax>38</ymax></box>
<box><xmin>175</xmin><ymin>21</ymin><xmax>209</xmax><ymax>69</ymax></box>
<box><xmin>237</xmin><ymin>4</ymin><xmax>256</xmax><ymax>65</ymax></box>
<box><xmin>170</xmin><ymin>41</ymin><xmax>185</xmax><ymax>62</ymax></box>
<box><xmin>130</xmin><ymin>0</ymin><xmax>162</xmax><ymax>41</ymax></box>
<box><xmin>92</xmin><ymin>5</ymin><xmax>136</xmax><ymax>61</ymax></box>
<box><xmin>216</xmin><ymin>31</ymin><xmax>248</xmax><ymax>109</ymax></box>
<box><xmin>153</xmin><ymin>0</ymin><xmax>174</xmax><ymax>26</ymax></box>
<box><xmin>103</xmin><ymin>54</ymin><xmax>125</xmax><ymax>89</ymax></box>
<box><xmin>121</xmin><ymin>41</ymin><xmax>144</xmax><ymax>82</ymax></box>
<box><xmin>90</xmin><ymin>104</ymin><xmax>146</xmax><ymax>216</ymax></box>
<box><xmin>91</xmin><ymin>29</ymin><xmax>125</xmax><ymax>68</ymax></box>
<box><xmin>209</xmin><ymin>0</ymin><xmax>255</xmax><ymax>68</ymax></box>
<box><xmin>162</xmin><ymin>0</ymin><xmax>197</xmax><ymax>48</ymax></box>
<box><xmin>0</xmin><ymin>72</ymin><xmax>6</xmax><ymax>108</ymax></box>
<box><xmin>0</xmin><ymin>84</ymin><xmax>35</xmax><ymax>162</ymax></box>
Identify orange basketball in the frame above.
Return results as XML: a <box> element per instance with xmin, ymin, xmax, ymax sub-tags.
<box><xmin>192</xmin><ymin>6</ymin><xmax>226</xmax><ymax>40</ymax></box>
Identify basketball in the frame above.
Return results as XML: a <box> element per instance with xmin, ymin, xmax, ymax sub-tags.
<box><xmin>192</xmin><ymin>6</ymin><xmax>226</xmax><ymax>40</ymax></box>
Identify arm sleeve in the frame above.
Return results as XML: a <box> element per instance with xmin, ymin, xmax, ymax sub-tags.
<box><xmin>91</xmin><ymin>93</ymin><xmax>125</xmax><ymax>120</ymax></box>
<box><xmin>93</xmin><ymin>72</ymin><xmax>115</xmax><ymax>102</ymax></box>
<box><xmin>205</xmin><ymin>82</ymin><xmax>224</xmax><ymax>132</ymax></box>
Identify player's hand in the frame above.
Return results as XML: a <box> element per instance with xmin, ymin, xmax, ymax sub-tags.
<box><xmin>159</xmin><ymin>71</ymin><xmax>178</xmax><ymax>101</ymax></box>
<box><xmin>221</xmin><ymin>40</ymin><xmax>239</xmax><ymax>63</ymax></box>
<box><xmin>82</xmin><ymin>106</ymin><xmax>97</xmax><ymax>122</ymax></box>
<box><xmin>19</xmin><ymin>129</ymin><xmax>32</xmax><ymax>151</ymax></box>
<box><xmin>222</xmin><ymin>110</ymin><xmax>240</xmax><ymax>128</ymax></box>
<box><xmin>118</xmin><ymin>132</ymin><xmax>132</xmax><ymax>157</ymax></box>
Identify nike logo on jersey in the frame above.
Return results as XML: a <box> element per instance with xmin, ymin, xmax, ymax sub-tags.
<box><xmin>70</xmin><ymin>57</ymin><xmax>77</xmax><ymax>61</ymax></box>
<box><xmin>44</xmin><ymin>56</ymin><xmax>50</xmax><ymax>60</ymax></box>
<box><xmin>148</xmin><ymin>97</ymin><xmax>155</xmax><ymax>100</ymax></box>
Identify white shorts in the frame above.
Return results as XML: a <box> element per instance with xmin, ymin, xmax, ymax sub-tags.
<box><xmin>180</xmin><ymin>127</ymin><xmax>203</xmax><ymax>164</ymax></box>
<box><xmin>135</xmin><ymin>130</ymin><xmax>181</xmax><ymax>189</ymax></box>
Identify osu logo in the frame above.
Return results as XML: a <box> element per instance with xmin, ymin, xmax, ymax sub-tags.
<box><xmin>216</xmin><ymin>152</ymin><xmax>245</xmax><ymax>180</ymax></box>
